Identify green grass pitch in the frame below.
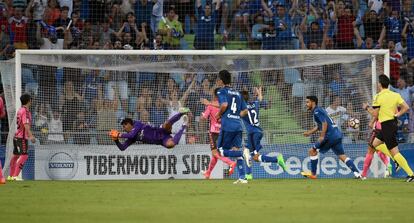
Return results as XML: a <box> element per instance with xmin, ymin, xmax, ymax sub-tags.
<box><xmin>0</xmin><ymin>179</ymin><xmax>413</xmax><ymax>223</ymax></box>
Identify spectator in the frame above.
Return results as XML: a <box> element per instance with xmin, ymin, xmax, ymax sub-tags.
<box><xmin>0</xmin><ymin>6</ymin><xmax>10</xmax><ymax>51</ymax></box>
<box><xmin>230</xmin><ymin>0</ymin><xmax>251</xmax><ymax>41</ymax></box>
<box><xmin>116</xmin><ymin>12</ymin><xmax>146</xmax><ymax>48</ymax></box>
<box><xmin>43</xmin><ymin>0</ymin><xmax>60</xmax><ymax>25</ymax></box>
<box><xmin>363</xmin><ymin>10</ymin><xmax>383</xmax><ymax>42</ymax></box>
<box><xmin>158</xmin><ymin>6</ymin><xmax>183</xmax><ymax>49</ymax></box>
<box><xmin>136</xmin><ymin>86</ymin><xmax>152</xmax><ymax>122</ymax></box>
<box><xmin>150</xmin><ymin>95</ymin><xmax>167</xmax><ymax>127</ymax></box>
<box><xmin>390</xmin><ymin>77</ymin><xmax>414</xmax><ymax>106</ymax></box>
<box><xmin>368</xmin><ymin>0</ymin><xmax>383</xmax><ymax>14</ymax></box>
<box><xmin>99</xmin><ymin>18</ymin><xmax>115</xmax><ymax>45</ymax></box>
<box><xmin>251</xmin><ymin>15</ymin><xmax>266</xmax><ymax>48</ymax></box>
<box><xmin>298</xmin><ymin>31</ymin><xmax>324</xmax><ymax>106</ymax></box>
<box><xmin>194</xmin><ymin>0</ymin><xmax>220</xmax><ymax>50</ymax></box>
<box><xmin>326</xmin><ymin>96</ymin><xmax>347</xmax><ymax>130</ymax></box>
<box><xmin>47</xmin><ymin>109</ymin><xmax>65</xmax><ymax>144</ymax></box>
<box><xmin>151</xmin><ymin>33</ymin><xmax>168</xmax><ymax>49</ymax></box>
<box><xmin>151</xmin><ymin>0</ymin><xmax>163</xmax><ymax>35</ymax></box>
<box><xmin>58</xmin><ymin>0</ymin><xmax>73</xmax><ymax>17</ymax></box>
<box><xmin>109</xmin><ymin>3</ymin><xmax>123</xmax><ymax>32</ymax></box>
<box><xmin>82</xmin><ymin>69</ymin><xmax>103</xmax><ymax>110</ymax></box>
<box><xmin>22</xmin><ymin>65</ymin><xmax>39</xmax><ymax>96</ymax></box>
<box><xmin>401</xmin><ymin>0</ymin><xmax>414</xmax><ymax>21</ymax></box>
<box><xmin>120</xmin><ymin>0</ymin><xmax>135</xmax><ymax>15</ymax></box>
<box><xmin>300</xmin><ymin>16</ymin><xmax>323</xmax><ymax>47</ymax></box>
<box><xmin>26</xmin><ymin>0</ymin><xmax>47</xmax><ymax>21</ymax></box>
<box><xmin>354</xmin><ymin>21</ymin><xmax>379</xmax><ymax>49</ymax></box>
<box><xmin>388</xmin><ymin>40</ymin><xmax>403</xmax><ymax>85</ymax></box>
<box><xmin>37</xmin><ymin>20</ymin><xmax>72</xmax><ymax>49</ymax></box>
<box><xmin>135</xmin><ymin>0</ymin><xmax>153</xmax><ymax>38</ymax></box>
<box><xmin>402</xmin><ymin>19</ymin><xmax>414</xmax><ymax>69</ymax></box>
<box><xmin>329</xmin><ymin>72</ymin><xmax>346</xmax><ymax>97</ymax></box>
<box><xmin>96</xmin><ymin>99</ymin><xmax>118</xmax><ymax>145</ymax></box>
<box><xmin>0</xmin><ymin>44</ymin><xmax>15</xmax><ymax>60</ymax></box>
<box><xmin>379</xmin><ymin>9</ymin><xmax>402</xmax><ymax>52</ymax></box>
<box><xmin>61</xmin><ymin>80</ymin><xmax>83</xmax><ymax>142</ymax></box>
<box><xmin>273</xmin><ymin>4</ymin><xmax>293</xmax><ymax>49</ymax></box>
<box><xmin>260</xmin><ymin>22</ymin><xmax>277</xmax><ymax>50</ymax></box>
<box><xmin>9</xmin><ymin>6</ymin><xmax>29</xmax><ymax>49</ymax></box>
<box><xmin>53</xmin><ymin>6</ymin><xmax>71</xmax><ymax>39</ymax></box>
<box><xmin>334</xmin><ymin>5</ymin><xmax>355</xmax><ymax>49</ymax></box>
<box><xmin>88</xmin><ymin>0</ymin><xmax>106</xmax><ymax>24</ymax></box>
<box><xmin>33</xmin><ymin>103</ymin><xmax>48</xmax><ymax>143</ymax></box>
<box><xmin>72</xmin><ymin>110</ymin><xmax>91</xmax><ymax>144</ymax></box>
<box><xmin>105</xmin><ymin>58</ymin><xmax>129</xmax><ymax>120</ymax></box>
<box><xmin>176</xmin><ymin>0</ymin><xmax>195</xmax><ymax>34</ymax></box>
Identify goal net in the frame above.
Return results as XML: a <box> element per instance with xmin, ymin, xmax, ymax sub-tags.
<box><xmin>1</xmin><ymin>49</ymin><xmax>389</xmax><ymax>180</ymax></box>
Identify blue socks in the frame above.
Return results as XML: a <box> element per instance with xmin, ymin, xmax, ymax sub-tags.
<box><xmin>260</xmin><ymin>155</ymin><xmax>278</xmax><ymax>163</ymax></box>
<box><xmin>345</xmin><ymin>158</ymin><xmax>359</xmax><ymax>173</ymax></box>
<box><xmin>237</xmin><ymin>158</ymin><xmax>245</xmax><ymax>179</ymax></box>
<box><xmin>310</xmin><ymin>155</ymin><xmax>318</xmax><ymax>176</ymax></box>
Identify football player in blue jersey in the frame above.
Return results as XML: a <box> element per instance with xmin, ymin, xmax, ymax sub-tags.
<box><xmin>241</xmin><ymin>87</ymin><xmax>287</xmax><ymax>180</ymax></box>
<box><xmin>301</xmin><ymin>96</ymin><xmax>361</xmax><ymax>179</ymax></box>
<box><xmin>216</xmin><ymin>70</ymin><xmax>251</xmax><ymax>184</ymax></box>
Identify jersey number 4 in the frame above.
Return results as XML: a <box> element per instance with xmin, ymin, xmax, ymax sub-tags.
<box><xmin>231</xmin><ymin>97</ymin><xmax>237</xmax><ymax>113</ymax></box>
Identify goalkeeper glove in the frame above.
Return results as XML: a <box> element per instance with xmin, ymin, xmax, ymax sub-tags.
<box><xmin>109</xmin><ymin>129</ymin><xmax>120</xmax><ymax>141</ymax></box>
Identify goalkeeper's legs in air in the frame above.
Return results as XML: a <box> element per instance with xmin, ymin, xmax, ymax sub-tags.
<box><xmin>162</xmin><ymin>108</ymin><xmax>190</xmax><ymax>149</ymax></box>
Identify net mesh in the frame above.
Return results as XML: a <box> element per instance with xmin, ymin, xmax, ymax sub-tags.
<box><xmin>1</xmin><ymin>51</ymin><xmax>387</xmax><ymax>179</ymax></box>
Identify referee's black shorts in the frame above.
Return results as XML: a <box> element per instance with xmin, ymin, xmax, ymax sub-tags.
<box><xmin>376</xmin><ymin>119</ymin><xmax>398</xmax><ymax>150</ymax></box>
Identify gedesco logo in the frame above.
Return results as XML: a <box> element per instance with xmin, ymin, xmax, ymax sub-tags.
<box><xmin>261</xmin><ymin>152</ymin><xmax>387</xmax><ymax>177</ymax></box>
<box><xmin>46</xmin><ymin>152</ymin><xmax>78</xmax><ymax>180</ymax></box>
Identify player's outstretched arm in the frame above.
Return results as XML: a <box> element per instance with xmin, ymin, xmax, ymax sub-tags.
<box><xmin>304</xmin><ymin>126</ymin><xmax>318</xmax><ymax>137</ymax></box>
<box><xmin>255</xmin><ymin>87</ymin><xmax>263</xmax><ymax>102</ymax></box>
<box><xmin>119</xmin><ymin>127</ymin><xmax>140</xmax><ymax>140</ymax></box>
<box><xmin>115</xmin><ymin>138</ymin><xmax>134</xmax><ymax>151</ymax></box>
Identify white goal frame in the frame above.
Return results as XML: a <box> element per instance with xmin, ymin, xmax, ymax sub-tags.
<box><xmin>15</xmin><ymin>49</ymin><xmax>390</xmax><ymax>120</ymax></box>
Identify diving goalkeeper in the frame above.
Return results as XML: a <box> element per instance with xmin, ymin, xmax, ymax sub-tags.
<box><xmin>109</xmin><ymin>108</ymin><xmax>189</xmax><ymax>150</ymax></box>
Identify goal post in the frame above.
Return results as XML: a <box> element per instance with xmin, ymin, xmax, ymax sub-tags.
<box><xmin>2</xmin><ymin>49</ymin><xmax>391</xmax><ymax>180</ymax></box>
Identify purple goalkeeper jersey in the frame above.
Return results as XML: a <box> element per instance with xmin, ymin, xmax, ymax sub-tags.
<box><xmin>115</xmin><ymin>121</ymin><xmax>171</xmax><ymax>150</ymax></box>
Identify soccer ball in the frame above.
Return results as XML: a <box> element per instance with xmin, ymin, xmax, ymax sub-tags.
<box><xmin>348</xmin><ymin>118</ymin><xmax>360</xmax><ymax>129</ymax></box>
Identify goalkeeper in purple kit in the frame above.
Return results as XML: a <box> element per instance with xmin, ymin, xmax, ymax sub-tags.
<box><xmin>109</xmin><ymin>108</ymin><xmax>189</xmax><ymax>150</ymax></box>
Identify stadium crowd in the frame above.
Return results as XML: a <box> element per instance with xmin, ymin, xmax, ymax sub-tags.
<box><xmin>0</xmin><ymin>0</ymin><xmax>414</xmax><ymax>145</ymax></box>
